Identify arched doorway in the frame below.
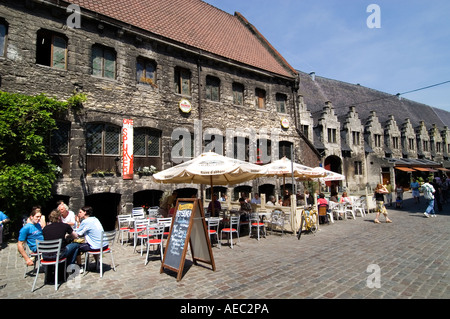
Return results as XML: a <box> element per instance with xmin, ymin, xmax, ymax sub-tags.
<box><xmin>133</xmin><ymin>190</ymin><xmax>163</xmax><ymax>208</ymax></box>
<box><xmin>85</xmin><ymin>193</ymin><xmax>121</xmax><ymax>231</ymax></box>
<box><xmin>233</xmin><ymin>185</ymin><xmax>252</xmax><ymax>200</ymax></box>
<box><xmin>206</xmin><ymin>186</ymin><xmax>227</xmax><ymax>199</ymax></box>
<box><xmin>176</xmin><ymin>187</ymin><xmax>198</xmax><ymax>199</ymax></box>
<box><xmin>258</xmin><ymin>183</ymin><xmax>275</xmax><ymax>200</ymax></box>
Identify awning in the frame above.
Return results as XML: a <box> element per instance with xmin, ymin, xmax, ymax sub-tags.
<box><xmin>412</xmin><ymin>167</ymin><xmax>439</xmax><ymax>172</ymax></box>
<box><xmin>437</xmin><ymin>168</ymin><xmax>450</xmax><ymax>172</ymax></box>
<box><xmin>395</xmin><ymin>167</ymin><xmax>415</xmax><ymax>172</ymax></box>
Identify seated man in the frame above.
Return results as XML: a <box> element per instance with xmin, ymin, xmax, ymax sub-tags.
<box><xmin>58</xmin><ymin>202</ymin><xmax>76</xmax><ymax>227</ymax></box>
<box><xmin>17</xmin><ymin>209</ymin><xmax>44</xmax><ymax>266</ymax></box>
<box><xmin>238</xmin><ymin>197</ymin><xmax>252</xmax><ymax>222</ymax></box>
<box><xmin>207</xmin><ymin>194</ymin><xmax>221</xmax><ymax>217</ymax></box>
<box><xmin>250</xmin><ymin>193</ymin><xmax>261</xmax><ymax>204</ymax></box>
<box><xmin>75</xmin><ymin>206</ymin><xmax>107</xmax><ymax>254</ymax></box>
<box><xmin>266</xmin><ymin>195</ymin><xmax>276</xmax><ymax>206</ymax></box>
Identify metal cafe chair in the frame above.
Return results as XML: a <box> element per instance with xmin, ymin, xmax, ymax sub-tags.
<box><xmin>116</xmin><ymin>214</ymin><xmax>132</xmax><ymax>245</ymax></box>
<box><xmin>84</xmin><ymin>231</ymin><xmax>117</xmax><ymax>278</ymax></box>
<box><xmin>32</xmin><ymin>239</ymin><xmax>67</xmax><ymax>292</ymax></box>
<box><xmin>249</xmin><ymin>212</ymin><xmax>266</xmax><ymax>241</ymax></box>
<box><xmin>144</xmin><ymin>224</ymin><xmax>164</xmax><ymax>264</ymax></box>
<box><xmin>207</xmin><ymin>217</ymin><xmax>221</xmax><ymax>248</ymax></box>
<box><xmin>269</xmin><ymin>210</ymin><xmax>285</xmax><ymax>236</ymax></box>
<box><xmin>221</xmin><ymin>216</ymin><xmax>240</xmax><ymax>248</ymax></box>
<box><xmin>23</xmin><ymin>242</ymin><xmax>41</xmax><ymax>278</ymax></box>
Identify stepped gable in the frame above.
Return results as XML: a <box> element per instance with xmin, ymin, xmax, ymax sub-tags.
<box><xmin>298</xmin><ymin>71</ymin><xmax>449</xmax><ymax>129</ymax></box>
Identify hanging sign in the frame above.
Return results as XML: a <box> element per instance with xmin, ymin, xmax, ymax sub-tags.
<box><xmin>160</xmin><ymin>198</ymin><xmax>215</xmax><ymax>281</ymax></box>
<box><xmin>122</xmin><ymin>119</ymin><xmax>134</xmax><ymax>180</ymax></box>
<box><xmin>281</xmin><ymin>118</ymin><xmax>290</xmax><ymax>129</ymax></box>
<box><xmin>179</xmin><ymin>99</ymin><xmax>192</xmax><ymax>113</ymax></box>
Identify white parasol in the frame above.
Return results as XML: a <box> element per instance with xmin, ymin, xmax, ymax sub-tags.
<box><xmin>152</xmin><ymin>152</ymin><xmax>267</xmax><ymax>215</ymax></box>
<box><xmin>263</xmin><ymin>157</ymin><xmax>325</xmax><ymax>179</ymax></box>
<box><xmin>261</xmin><ymin>157</ymin><xmax>326</xmax><ymax>232</ymax></box>
<box><xmin>310</xmin><ymin>167</ymin><xmax>346</xmax><ymax>182</ymax></box>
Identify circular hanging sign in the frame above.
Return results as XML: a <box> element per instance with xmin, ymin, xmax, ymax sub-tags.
<box><xmin>179</xmin><ymin>99</ymin><xmax>192</xmax><ymax>113</ymax></box>
<box><xmin>281</xmin><ymin>118</ymin><xmax>289</xmax><ymax>129</ymax></box>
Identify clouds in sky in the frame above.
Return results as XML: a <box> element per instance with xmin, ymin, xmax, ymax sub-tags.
<box><xmin>204</xmin><ymin>0</ymin><xmax>450</xmax><ymax>111</ymax></box>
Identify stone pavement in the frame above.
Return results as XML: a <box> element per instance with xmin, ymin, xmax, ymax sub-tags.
<box><xmin>1</xmin><ymin>193</ymin><xmax>449</xmax><ymax>303</ymax></box>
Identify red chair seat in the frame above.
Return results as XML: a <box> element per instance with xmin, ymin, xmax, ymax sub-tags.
<box><xmin>251</xmin><ymin>222</ymin><xmax>264</xmax><ymax>226</ymax></box>
<box><xmin>129</xmin><ymin>228</ymin><xmax>145</xmax><ymax>233</ymax></box>
<box><xmin>41</xmin><ymin>257</ymin><xmax>67</xmax><ymax>264</ymax></box>
<box><xmin>221</xmin><ymin>228</ymin><xmax>236</xmax><ymax>232</ymax></box>
<box><xmin>87</xmin><ymin>247</ymin><xmax>110</xmax><ymax>254</ymax></box>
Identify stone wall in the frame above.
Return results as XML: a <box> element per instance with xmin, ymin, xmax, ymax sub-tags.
<box><xmin>0</xmin><ymin>1</ymin><xmax>319</xmax><ymax>218</ymax></box>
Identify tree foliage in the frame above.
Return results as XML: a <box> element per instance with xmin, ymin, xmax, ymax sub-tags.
<box><xmin>0</xmin><ymin>91</ymin><xmax>70</xmax><ymax>222</ymax></box>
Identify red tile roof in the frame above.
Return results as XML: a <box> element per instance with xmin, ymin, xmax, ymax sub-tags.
<box><xmin>65</xmin><ymin>0</ymin><xmax>296</xmax><ymax>78</ymax></box>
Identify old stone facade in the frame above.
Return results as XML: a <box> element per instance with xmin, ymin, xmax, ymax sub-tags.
<box><xmin>298</xmin><ymin>72</ymin><xmax>450</xmax><ymax>193</ymax></box>
<box><xmin>0</xmin><ymin>0</ymin><xmax>322</xmax><ymax>227</ymax></box>
<box><xmin>1</xmin><ymin>1</ymin><xmax>449</xmax><ymax>228</ymax></box>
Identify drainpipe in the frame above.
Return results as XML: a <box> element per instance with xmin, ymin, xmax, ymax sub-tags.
<box><xmin>197</xmin><ymin>54</ymin><xmax>202</xmax><ymax>121</ymax></box>
<box><xmin>197</xmin><ymin>54</ymin><xmax>204</xmax><ymax>202</ymax></box>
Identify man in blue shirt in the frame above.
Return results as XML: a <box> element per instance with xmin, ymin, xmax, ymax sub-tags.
<box><xmin>75</xmin><ymin>206</ymin><xmax>107</xmax><ymax>252</ymax></box>
<box><xmin>0</xmin><ymin>210</ymin><xmax>10</xmax><ymax>249</ymax></box>
<box><xmin>17</xmin><ymin>208</ymin><xmax>44</xmax><ymax>266</ymax></box>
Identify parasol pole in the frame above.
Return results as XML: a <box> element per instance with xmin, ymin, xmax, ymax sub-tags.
<box><xmin>210</xmin><ymin>175</ymin><xmax>215</xmax><ymax>217</ymax></box>
<box><xmin>291</xmin><ymin>147</ymin><xmax>295</xmax><ymax>195</ymax></box>
<box><xmin>290</xmin><ymin>147</ymin><xmax>296</xmax><ymax>232</ymax></box>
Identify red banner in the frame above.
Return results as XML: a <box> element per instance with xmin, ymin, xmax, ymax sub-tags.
<box><xmin>122</xmin><ymin>119</ymin><xmax>134</xmax><ymax>180</ymax></box>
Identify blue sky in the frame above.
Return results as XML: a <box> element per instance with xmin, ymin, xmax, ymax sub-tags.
<box><xmin>204</xmin><ymin>0</ymin><xmax>450</xmax><ymax>112</ymax></box>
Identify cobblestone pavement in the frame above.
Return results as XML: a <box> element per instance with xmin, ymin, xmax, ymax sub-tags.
<box><xmin>1</xmin><ymin>193</ymin><xmax>449</xmax><ymax>302</ymax></box>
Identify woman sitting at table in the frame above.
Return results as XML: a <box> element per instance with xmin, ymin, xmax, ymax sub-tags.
<box><xmin>317</xmin><ymin>193</ymin><xmax>329</xmax><ymax>224</ymax></box>
<box><xmin>339</xmin><ymin>192</ymin><xmax>352</xmax><ymax>205</ymax></box>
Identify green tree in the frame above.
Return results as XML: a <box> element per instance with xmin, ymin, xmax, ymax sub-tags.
<box><xmin>0</xmin><ymin>91</ymin><xmax>73</xmax><ymax>232</ymax></box>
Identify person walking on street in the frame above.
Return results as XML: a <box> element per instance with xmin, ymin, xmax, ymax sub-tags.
<box><xmin>374</xmin><ymin>183</ymin><xmax>393</xmax><ymax>224</ymax></box>
<box><xmin>385</xmin><ymin>180</ymin><xmax>393</xmax><ymax>207</ymax></box>
<box><xmin>431</xmin><ymin>178</ymin><xmax>442</xmax><ymax>212</ymax></box>
<box><xmin>410</xmin><ymin>179</ymin><xmax>420</xmax><ymax>204</ymax></box>
<box><xmin>422</xmin><ymin>181</ymin><xmax>436</xmax><ymax>218</ymax></box>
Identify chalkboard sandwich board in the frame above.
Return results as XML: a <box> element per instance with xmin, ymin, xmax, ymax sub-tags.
<box><xmin>160</xmin><ymin>198</ymin><xmax>215</xmax><ymax>281</ymax></box>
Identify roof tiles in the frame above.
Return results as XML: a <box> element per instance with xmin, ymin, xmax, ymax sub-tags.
<box><xmin>66</xmin><ymin>0</ymin><xmax>296</xmax><ymax>78</ymax></box>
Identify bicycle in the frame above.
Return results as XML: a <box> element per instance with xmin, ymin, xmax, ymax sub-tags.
<box><xmin>297</xmin><ymin>209</ymin><xmax>318</xmax><ymax>240</ymax></box>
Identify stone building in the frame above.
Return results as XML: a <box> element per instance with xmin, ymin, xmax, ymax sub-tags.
<box><xmin>1</xmin><ymin>0</ymin><xmax>449</xmax><ymax>228</ymax></box>
<box><xmin>0</xmin><ymin>0</ymin><xmax>321</xmax><ymax>228</ymax></box>
<box><xmin>298</xmin><ymin>71</ymin><xmax>450</xmax><ymax>192</ymax></box>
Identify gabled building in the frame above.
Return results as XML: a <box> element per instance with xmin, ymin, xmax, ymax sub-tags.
<box><xmin>0</xmin><ymin>0</ymin><xmax>320</xmax><ymax>227</ymax></box>
<box><xmin>1</xmin><ymin>0</ymin><xmax>449</xmax><ymax>228</ymax></box>
<box><xmin>298</xmin><ymin>71</ymin><xmax>450</xmax><ymax>192</ymax></box>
